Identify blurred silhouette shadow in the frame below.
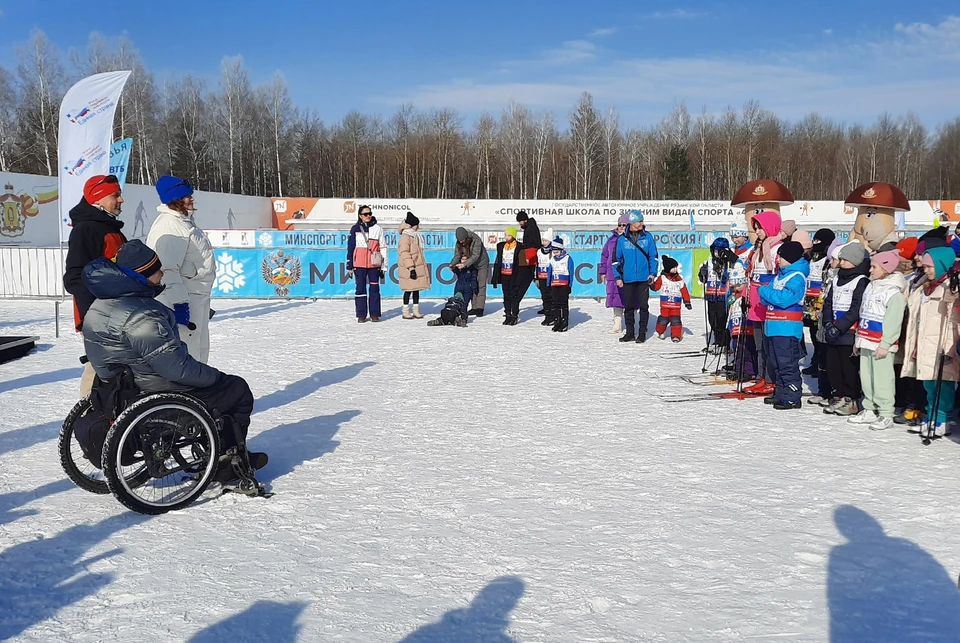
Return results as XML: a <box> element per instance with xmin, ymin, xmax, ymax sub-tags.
<box><xmin>399</xmin><ymin>575</ymin><xmax>525</xmax><ymax>642</ymax></box>
<box><xmin>828</xmin><ymin>505</ymin><xmax>960</xmax><ymax>642</ymax></box>
<box><xmin>254</xmin><ymin>410</ymin><xmax>360</xmax><ymax>484</ymax></box>
<box><xmin>189</xmin><ymin>600</ymin><xmax>309</xmax><ymax>642</ymax></box>
<box><xmin>0</xmin><ymin>420</ymin><xmax>60</xmax><ymax>456</ymax></box>
<box><xmin>0</xmin><ymin>512</ymin><xmax>149</xmax><ymax>640</ymax></box>
<box><xmin>255</xmin><ymin>362</ymin><xmax>375</xmax><ymax>414</ymax></box>
<box><xmin>0</xmin><ymin>479</ymin><xmax>74</xmax><ymax>526</ymax></box>
<box><xmin>212</xmin><ymin>301</ymin><xmax>312</xmax><ymax>323</ymax></box>
<box><xmin>0</xmin><ymin>367</ymin><xmax>83</xmax><ymax>396</ymax></box>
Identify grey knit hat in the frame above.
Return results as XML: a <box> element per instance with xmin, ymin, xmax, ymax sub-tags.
<box><xmin>837</xmin><ymin>241</ymin><xmax>868</xmax><ymax>267</ymax></box>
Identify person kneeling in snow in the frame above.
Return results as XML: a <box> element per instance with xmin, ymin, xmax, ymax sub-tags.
<box><xmin>427</xmin><ymin>265</ymin><xmax>477</xmax><ymax>327</ymax></box>
<box><xmin>81</xmin><ymin>240</ymin><xmax>267</xmax><ymax>485</ymax></box>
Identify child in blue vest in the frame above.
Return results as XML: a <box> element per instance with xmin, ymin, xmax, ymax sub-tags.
<box><xmin>653</xmin><ymin>255</ymin><xmax>692</xmax><ymax>342</ymax></box>
<box><xmin>757</xmin><ymin>241</ymin><xmax>810</xmax><ymax>409</ymax></box>
<box><xmin>547</xmin><ymin>237</ymin><xmax>574</xmax><ymax>332</ymax></box>
<box><xmin>537</xmin><ymin>235</ymin><xmax>555</xmax><ymax>326</ymax></box>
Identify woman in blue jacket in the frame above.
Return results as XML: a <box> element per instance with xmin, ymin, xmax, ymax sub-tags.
<box><xmin>758</xmin><ymin>241</ymin><xmax>810</xmax><ymax>409</ymax></box>
<box><xmin>615</xmin><ymin>210</ymin><xmax>659</xmax><ymax>343</ymax></box>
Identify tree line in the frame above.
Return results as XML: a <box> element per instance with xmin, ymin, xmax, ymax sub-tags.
<box><xmin>3</xmin><ymin>30</ymin><xmax>959</xmax><ymax>202</ymax></box>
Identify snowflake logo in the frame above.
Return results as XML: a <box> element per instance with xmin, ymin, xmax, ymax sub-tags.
<box><xmin>258</xmin><ymin>231</ymin><xmax>274</xmax><ymax>247</ymax></box>
<box><xmin>215</xmin><ymin>251</ymin><xmax>246</xmax><ymax>293</ymax></box>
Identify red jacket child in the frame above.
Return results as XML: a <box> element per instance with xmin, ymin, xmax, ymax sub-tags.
<box><xmin>653</xmin><ymin>255</ymin><xmax>692</xmax><ymax>342</ymax></box>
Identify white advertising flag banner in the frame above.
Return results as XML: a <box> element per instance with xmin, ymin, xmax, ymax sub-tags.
<box><xmin>57</xmin><ymin>70</ymin><xmax>131</xmax><ymax>243</ymax></box>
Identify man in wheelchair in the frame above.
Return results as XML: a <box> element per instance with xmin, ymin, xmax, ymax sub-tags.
<box><xmin>81</xmin><ymin>240</ymin><xmax>268</xmax><ymax>487</ymax></box>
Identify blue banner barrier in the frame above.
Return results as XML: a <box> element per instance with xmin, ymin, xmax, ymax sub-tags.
<box><xmin>211</xmin><ymin>247</ymin><xmax>696</xmax><ymax>300</ymax></box>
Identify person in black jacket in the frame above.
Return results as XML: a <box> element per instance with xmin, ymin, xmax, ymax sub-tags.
<box><xmin>822</xmin><ymin>241</ymin><xmax>870</xmax><ymax>416</ymax></box>
<box><xmin>62</xmin><ymin>174</ymin><xmax>128</xmax><ymax>396</ymax></box>
<box><xmin>510</xmin><ymin>211</ymin><xmax>541</xmax><ymax>321</ymax></box>
<box><xmin>491</xmin><ymin>227</ymin><xmax>524</xmax><ymax>325</ymax></box>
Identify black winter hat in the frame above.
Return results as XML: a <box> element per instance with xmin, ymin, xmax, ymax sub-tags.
<box><xmin>919</xmin><ymin>226</ymin><xmax>949</xmax><ymax>242</ymax></box>
<box><xmin>115</xmin><ymin>240</ymin><xmax>162</xmax><ymax>278</ymax></box>
<box><xmin>456</xmin><ymin>226</ymin><xmax>468</xmax><ymax>241</ymax></box>
<box><xmin>515</xmin><ymin>210</ymin><xmax>529</xmax><ymax>222</ymax></box>
<box><xmin>405</xmin><ymin>211</ymin><xmax>419</xmax><ymax>227</ymax></box>
<box><xmin>811</xmin><ymin>228</ymin><xmax>836</xmax><ymax>256</ymax></box>
<box><xmin>778</xmin><ymin>241</ymin><xmax>805</xmax><ymax>265</ymax></box>
<box><xmin>661</xmin><ymin>255</ymin><xmax>678</xmax><ymax>272</ymax></box>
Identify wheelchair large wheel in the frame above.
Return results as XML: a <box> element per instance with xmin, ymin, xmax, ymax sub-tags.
<box><xmin>102</xmin><ymin>393</ymin><xmax>220</xmax><ymax>515</ymax></box>
<box><xmin>58</xmin><ymin>398</ymin><xmax>150</xmax><ymax>494</ymax></box>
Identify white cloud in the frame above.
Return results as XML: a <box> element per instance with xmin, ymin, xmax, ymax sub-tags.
<box><xmin>823</xmin><ymin>28</ymin><xmax>833</xmax><ymax>36</ymax></box>
<box><xmin>894</xmin><ymin>15</ymin><xmax>960</xmax><ymax>40</ymax></box>
<box><xmin>541</xmin><ymin>40</ymin><xmax>596</xmax><ymax>64</ymax></box>
<box><xmin>647</xmin><ymin>9</ymin><xmax>708</xmax><ymax>20</ymax></box>
<box><xmin>589</xmin><ymin>28</ymin><xmax>617</xmax><ymax>37</ymax></box>
<box><xmin>380</xmin><ymin>18</ymin><xmax>960</xmax><ymax>126</ymax></box>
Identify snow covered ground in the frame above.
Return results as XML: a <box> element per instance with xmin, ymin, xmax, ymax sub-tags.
<box><xmin>2</xmin><ymin>297</ymin><xmax>960</xmax><ymax>642</ymax></box>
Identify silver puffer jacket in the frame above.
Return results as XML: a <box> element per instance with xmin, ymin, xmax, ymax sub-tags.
<box><xmin>81</xmin><ymin>258</ymin><xmax>220</xmax><ymax>393</ymax></box>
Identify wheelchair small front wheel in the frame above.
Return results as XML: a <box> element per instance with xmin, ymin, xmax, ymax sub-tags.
<box><xmin>103</xmin><ymin>393</ymin><xmax>220</xmax><ymax>515</ymax></box>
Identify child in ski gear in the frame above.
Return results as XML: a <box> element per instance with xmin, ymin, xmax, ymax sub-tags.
<box><xmin>893</xmin><ymin>236</ymin><xmax>927</xmax><ymax>426</ymax></box>
<box><xmin>601</xmin><ymin>214</ymin><xmax>629</xmax><ymax>334</ymax></box>
<box><xmin>698</xmin><ymin>237</ymin><xmax>734</xmax><ymax>354</ymax></box>
<box><xmin>653</xmin><ymin>255</ymin><xmax>691</xmax><ymax>342</ymax></box>
<box><xmin>730</xmin><ymin>221</ymin><xmax>753</xmax><ymax>258</ymax></box>
<box><xmin>615</xmin><ymin>210</ymin><xmax>659</xmax><ymax>343</ymax></box>
<box><xmin>821</xmin><ymin>241</ymin><xmax>870</xmax><ymax>416</ymax></box>
<box><xmin>726</xmin><ymin>261</ymin><xmax>757</xmax><ymax>381</ymax></box>
<box><xmin>744</xmin><ymin>211</ymin><xmax>783</xmax><ymax>396</ymax></box>
<box><xmin>346</xmin><ymin>205</ymin><xmax>388</xmax><ymax>322</ymax></box>
<box><xmin>757</xmin><ymin>241</ymin><xmax>809</xmax><ymax>409</ymax></box>
<box><xmin>901</xmin><ymin>246</ymin><xmax>960</xmax><ymax>438</ymax></box>
<box><xmin>848</xmin><ymin>251</ymin><xmax>908</xmax><ymax>430</ymax></box>
<box><xmin>804</xmin><ymin>229</ymin><xmax>835</xmax><ymax>378</ymax></box>
<box><xmin>537</xmin><ymin>234</ymin><xmax>556</xmax><ymax>326</ymax></box>
<box><xmin>810</xmin><ymin>239</ymin><xmax>843</xmax><ymax>406</ymax></box>
<box><xmin>547</xmin><ymin>237</ymin><xmax>574</xmax><ymax>332</ymax></box>
<box><xmin>427</xmin><ymin>292</ymin><xmax>469</xmax><ymax>327</ymax></box>
<box><xmin>492</xmin><ymin>227</ymin><xmax>523</xmax><ymax>325</ymax></box>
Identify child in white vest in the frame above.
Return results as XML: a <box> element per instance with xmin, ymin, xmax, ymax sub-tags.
<box><xmin>848</xmin><ymin>251</ymin><xmax>907</xmax><ymax>430</ymax></box>
<box><xmin>546</xmin><ymin>237</ymin><xmax>574</xmax><ymax>332</ymax></box>
<box><xmin>653</xmin><ymin>255</ymin><xmax>692</xmax><ymax>342</ymax></box>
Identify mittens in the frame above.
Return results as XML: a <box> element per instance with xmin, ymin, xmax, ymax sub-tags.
<box><xmin>174</xmin><ymin>302</ymin><xmax>191</xmax><ymax>326</ymax></box>
<box><xmin>410</xmin><ymin>269</ymin><xmax>417</xmax><ymax>280</ymax></box>
<box><xmin>685</xmin><ymin>302</ymin><xmax>692</xmax><ymax>310</ymax></box>
<box><xmin>825</xmin><ymin>324</ymin><xmax>842</xmax><ymax>344</ymax></box>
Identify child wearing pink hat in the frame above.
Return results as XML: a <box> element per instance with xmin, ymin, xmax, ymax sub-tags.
<box><xmin>849</xmin><ymin>251</ymin><xmax>908</xmax><ymax>430</ymax></box>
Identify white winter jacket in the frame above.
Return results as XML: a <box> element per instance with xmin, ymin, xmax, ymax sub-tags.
<box><xmin>146</xmin><ymin>205</ymin><xmax>216</xmax><ymax>307</ymax></box>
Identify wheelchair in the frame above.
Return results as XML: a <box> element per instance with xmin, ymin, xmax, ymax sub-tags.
<box><xmin>58</xmin><ymin>365</ymin><xmax>257</xmax><ymax>515</ymax></box>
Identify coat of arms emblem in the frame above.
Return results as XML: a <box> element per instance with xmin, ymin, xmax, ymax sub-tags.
<box><xmin>261</xmin><ymin>250</ymin><xmax>302</xmax><ymax>297</ymax></box>
<box><xmin>0</xmin><ymin>184</ymin><xmax>42</xmax><ymax>238</ymax></box>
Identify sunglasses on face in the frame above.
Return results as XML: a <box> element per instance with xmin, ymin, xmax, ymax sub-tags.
<box><xmin>360</xmin><ymin>212</ymin><xmax>372</xmax><ymax>217</ymax></box>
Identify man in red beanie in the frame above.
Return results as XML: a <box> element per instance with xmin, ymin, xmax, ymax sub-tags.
<box><xmin>62</xmin><ymin>174</ymin><xmax>127</xmax><ymax>395</ymax></box>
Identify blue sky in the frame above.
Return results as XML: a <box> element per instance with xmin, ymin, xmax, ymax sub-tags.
<box><xmin>2</xmin><ymin>0</ymin><xmax>959</xmax><ymax>127</ymax></box>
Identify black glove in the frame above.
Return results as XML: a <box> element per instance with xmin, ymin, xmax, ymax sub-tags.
<box><xmin>825</xmin><ymin>324</ymin><xmax>842</xmax><ymax>344</ymax></box>
<box><xmin>720</xmin><ymin>248</ymin><xmax>739</xmax><ymax>267</ymax></box>
<box><xmin>379</xmin><ymin>269</ymin><xmax>385</xmax><ymax>282</ymax></box>
<box><xmin>685</xmin><ymin>302</ymin><xmax>692</xmax><ymax>310</ymax></box>
<box><xmin>698</xmin><ymin>264</ymin><xmax>708</xmax><ymax>283</ymax></box>
<box><xmin>410</xmin><ymin>269</ymin><xmax>417</xmax><ymax>280</ymax></box>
